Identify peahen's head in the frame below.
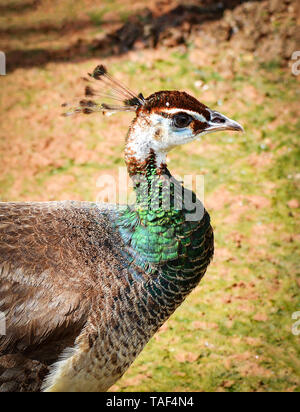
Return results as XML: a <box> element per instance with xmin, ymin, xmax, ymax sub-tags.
<box><xmin>130</xmin><ymin>90</ymin><xmax>243</xmax><ymax>154</ymax></box>
<box><xmin>63</xmin><ymin>64</ymin><xmax>243</xmax><ymax>172</ymax></box>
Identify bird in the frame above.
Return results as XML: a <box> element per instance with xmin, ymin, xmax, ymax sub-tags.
<box><xmin>0</xmin><ymin>64</ymin><xmax>243</xmax><ymax>392</ymax></box>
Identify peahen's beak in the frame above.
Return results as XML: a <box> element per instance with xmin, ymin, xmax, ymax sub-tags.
<box><xmin>205</xmin><ymin>110</ymin><xmax>244</xmax><ymax>134</ymax></box>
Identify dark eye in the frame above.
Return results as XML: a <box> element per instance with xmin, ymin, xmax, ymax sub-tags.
<box><xmin>212</xmin><ymin>116</ymin><xmax>226</xmax><ymax>124</ymax></box>
<box><xmin>173</xmin><ymin>113</ymin><xmax>192</xmax><ymax>128</ymax></box>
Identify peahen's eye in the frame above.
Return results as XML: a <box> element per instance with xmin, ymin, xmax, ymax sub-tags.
<box><xmin>212</xmin><ymin>116</ymin><xmax>226</xmax><ymax>124</ymax></box>
<box><xmin>173</xmin><ymin>113</ymin><xmax>193</xmax><ymax>128</ymax></box>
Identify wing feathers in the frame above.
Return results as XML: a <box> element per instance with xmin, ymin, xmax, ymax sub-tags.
<box><xmin>0</xmin><ymin>202</ymin><xmax>101</xmax><ymax>356</ymax></box>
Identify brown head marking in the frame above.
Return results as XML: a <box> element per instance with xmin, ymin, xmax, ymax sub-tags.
<box><xmin>142</xmin><ymin>91</ymin><xmax>211</xmax><ymax>121</ymax></box>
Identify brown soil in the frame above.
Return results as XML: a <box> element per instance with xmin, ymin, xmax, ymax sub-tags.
<box><xmin>2</xmin><ymin>0</ymin><xmax>299</xmax><ymax>72</ymax></box>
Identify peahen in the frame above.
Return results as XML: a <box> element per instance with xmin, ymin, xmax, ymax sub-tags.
<box><xmin>0</xmin><ymin>65</ymin><xmax>243</xmax><ymax>392</ymax></box>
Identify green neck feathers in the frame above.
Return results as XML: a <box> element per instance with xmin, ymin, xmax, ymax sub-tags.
<box><xmin>117</xmin><ymin>150</ymin><xmax>209</xmax><ymax>268</ymax></box>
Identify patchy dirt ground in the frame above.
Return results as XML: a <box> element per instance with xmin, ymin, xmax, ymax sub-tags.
<box><xmin>0</xmin><ymin>0</ymin><xmax>299</xmax><ymax>392</ymax></box>
<box><xmin>1</xmin><ymin>0</ymin><xmax>299</xmax><ymax>72</ymax></box>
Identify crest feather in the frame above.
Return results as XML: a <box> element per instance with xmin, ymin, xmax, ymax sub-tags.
<box><xmin>62</xmin><ymin>64</ymin><xmax>145</xmax><ymax>117</ymax></box>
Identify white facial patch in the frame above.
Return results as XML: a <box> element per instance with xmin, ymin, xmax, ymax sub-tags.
<box><xmin>126</xmin><ymin>111</ymin><xmax>198</xmax><ymax>168</ymax></box>
<box><xmin>126</xmin><ymin>115</ymin><xmax>170</xmax><ymax>168</ymax></box>
<box><xmin>159</xmin><ymin>108</ymin><xmax>207</xmax><ymax>123</ymax></box>
<box><xmin>126</xmin><ymin>107</ymin><xmax>210</xmax><ymax>169</ymax></box>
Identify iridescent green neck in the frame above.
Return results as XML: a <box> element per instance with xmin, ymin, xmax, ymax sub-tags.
<box><xmin>118</xmin><ymin>149</ymin><xmax>199</xmax><ymax>265</ymax></box>
<box><xmin>129</xmin><ymin>150</ymin><xmax>170</xmax><ymax>213</ymax></box>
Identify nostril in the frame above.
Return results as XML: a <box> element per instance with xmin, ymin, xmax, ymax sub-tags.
<box><xmin>212</xmin><ymin>117</ymin><xmax>226</xmax><ymax>124</ymax></box>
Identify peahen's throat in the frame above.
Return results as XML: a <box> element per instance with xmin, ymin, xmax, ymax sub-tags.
<box><xmin>124</xmin><ymin>114</ymin><xmax>168</xmax><ymax>179</ymax></box>
<box><xmin>124</xmin><ymin>115</ymin><xmax>183</xmax><ymax>223</ymax></box>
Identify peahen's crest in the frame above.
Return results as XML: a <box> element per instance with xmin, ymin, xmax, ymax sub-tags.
<box><xmin>62</xmin><ymin>64</ymin><xmax>145</xmax><ymax>117</ymax></box>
